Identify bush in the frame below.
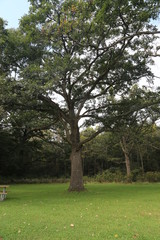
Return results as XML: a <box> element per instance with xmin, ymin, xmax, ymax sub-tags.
<box><xmin>83</xmin><ymin>176</ymin><xmax>94</xmax><ymax>183</ymax></box>
<box><xmin>2</xmin><ymin>171</ymin><xmax>160</xmax><ymax>184</ymax></box>
<box><xmin>95</xmin><ymin>170</ymin><xmax>125</xmax><ymax>183</ymax></box>
<box><xmin>144</xmin><ymin>172</ymin><xmax>160</xmax><ymax>182</ymax></box>
<box><xmin>0</xmin><ymin>177</ymin><xmax>70</xmax><ymax>184</ymax></box>
<box><xmin>94</xmin><ymin>170</ymin><xmax>160</xmax><ymax>183</ymax></box>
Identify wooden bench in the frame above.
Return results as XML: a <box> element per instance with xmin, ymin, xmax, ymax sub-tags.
<box><xmin>0</xmin><ymin>185</ymin><xmax>9</xmax><ymax>201</ymax></box>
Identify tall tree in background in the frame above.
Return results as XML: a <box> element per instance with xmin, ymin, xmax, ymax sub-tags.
<box><xmin>0</xmin><ymin>0</ymin><xmax>160</xmax><ymax>191</ymax></box>
<box><xmin>111</xmin><ymin>85</ymin><xmax>158</xmax><ymax>179</ymax></box>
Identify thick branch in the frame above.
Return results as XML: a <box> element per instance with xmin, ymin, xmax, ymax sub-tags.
<box><xmin>38</xmin><ymin>94</ymin><xmax>69</xmax><ymax>123</ymax></box>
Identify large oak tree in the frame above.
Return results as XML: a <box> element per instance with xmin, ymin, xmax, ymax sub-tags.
<box><xmin>1</xmin><ymin>0</ymin><xmax>160</xmax><ymax>191</ymax></box>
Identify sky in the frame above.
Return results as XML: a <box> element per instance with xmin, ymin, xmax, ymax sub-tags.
<box><xmin>0</xmin><ymin>0</ymin><xmax>159</xmax><ymax>87</ymax></box>
<box><xmin>0</xmin><ymin>0</ymin><xmax>30</xmax><ymax>28</ymax></box>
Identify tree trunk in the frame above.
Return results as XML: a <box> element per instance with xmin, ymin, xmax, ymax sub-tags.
<box><xmin>124</xmin><ymin>152</ymin><xmax>131</xmax><ymax>178</ymax></box>
<box><xmin>68</xmin><ymin>147</ymin><xmax>84</xmax><ymax>191</ymax></box>
<box><xmin>139</xmin><ymin>151</ymin><xmax>144</xmax><ymax>174</ymax></box>
<box><xmin>68</xmin><ymin>118</ymin><xmax>84</xmax><ymax>192</ymax></box>
<box><xmin>120</xmin><ymin>136</ymin><xmax>131</xmax><ymax>181</ymax></box>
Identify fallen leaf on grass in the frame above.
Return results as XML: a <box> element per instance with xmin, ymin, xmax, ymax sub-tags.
<box><xmin>133</xmin><ymin>233</ymin><xmax>139</xmax><ymax>239</ymax></box>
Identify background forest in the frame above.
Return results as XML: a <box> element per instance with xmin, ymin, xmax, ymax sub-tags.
<box><xmin>0</xmin><ymin>107</ymin><xmax>160</xmax><ymax>182</ymax></box>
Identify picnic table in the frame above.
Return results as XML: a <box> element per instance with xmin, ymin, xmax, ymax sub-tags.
<box><xmin>0</xmin><ymin>185</ymin><xmax>9</xmax><ymax>201</ymax></box>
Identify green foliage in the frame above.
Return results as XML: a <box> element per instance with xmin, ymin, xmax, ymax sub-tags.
<box><xmin>95</xmin><ymin>169</ymin><xmax>125</xmax><ymax>183</ymax></box>
<box><xmin>81</xmin><ymin>128</ymin><xmax>111</xmax><ymax>175</ymax></box>
<box><xmin>1</xmin><ymin>0</ymin><xmax>159</xmax><ymax>129</ymax></box>
<box><xmin>144</xmin><ymin>171</ymin><xmax>160</xmax><ymax>182</ymax></box>
<box><xmin>95</xmin><ymin>170</ymin><xmax>160</xmax><ymax>183</ymax></box>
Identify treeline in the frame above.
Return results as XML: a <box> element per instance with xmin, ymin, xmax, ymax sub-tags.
<box><xmin>0</xmin><ymin>114</ymin><xmax>160</xmax><ymax>180</ymax></box>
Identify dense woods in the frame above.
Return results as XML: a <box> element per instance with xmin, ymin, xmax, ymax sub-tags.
<box><xmin>1</xmin><ymin>114</ymin><xmax>160</xmax><ymax>180</ymax></box>
<box><xmin>0</xmin><ymin>0</ymin><xmax>160</xmax><ymax>189</ymax></box>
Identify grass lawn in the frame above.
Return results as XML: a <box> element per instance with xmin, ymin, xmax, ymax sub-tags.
<box><xmin>0</xmin><ymin>183</ymin><xmax>160</xmax><ymax>240</ymax></box>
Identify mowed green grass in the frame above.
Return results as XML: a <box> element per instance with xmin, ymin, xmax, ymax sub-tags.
<box><xmin>0</xmin><ymin>183</ymin><xmax>160</xmax><ymax>240</ymax></box>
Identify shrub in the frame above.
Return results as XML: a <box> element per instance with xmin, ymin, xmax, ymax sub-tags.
<box><xmin>94</xmin><ymin>170</ymin><xmax>160</xmax><ymax>183</ymax></box>
<box><xmin>83</xmin><ymin>176</ymin><xmax>94</xmax><ymax>183</ymax></box>
<box><xmin>95</xmin><ymin>170</ymin><xmax>125</xmax><ymax>183</ymax></box>
<box><xmin>144</xmin><ymin>172</ymin><xmax>160</xmax><ymax>182</ymax></box>
<box><xmin>0</xmin><ymin>177</ymin><xmax>70</xmax><ymax>184</ymax></box>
